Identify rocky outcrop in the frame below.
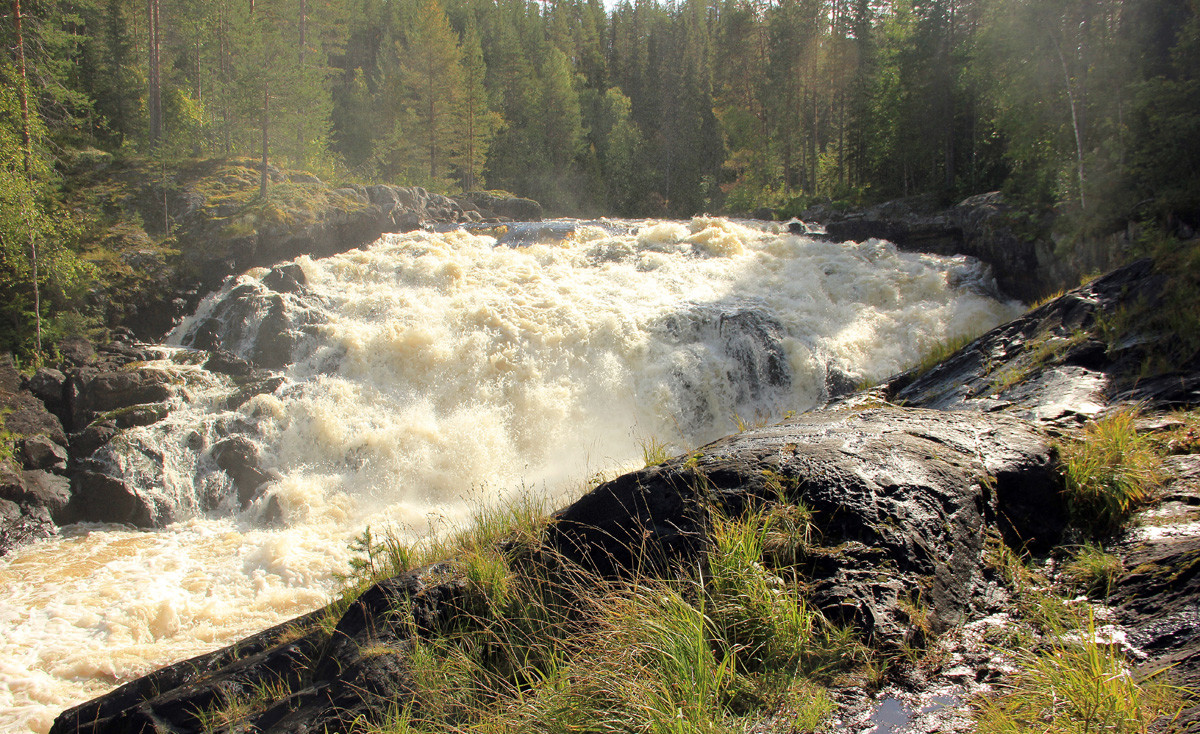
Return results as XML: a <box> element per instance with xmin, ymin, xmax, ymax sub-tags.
<box><xmin>800</xmin><ymin>192</ymin><xmax>1137</xmax><ymax>303</ymax></box>
<box><xmin>0</xmin><ymin>336</ymin><xmax>291</xmax><ymax>545</ymax></box>
<box><xmin>68</xmin><ymin>156</ymin><xmax>546</xmax><ymax>341</ymax></box>
<box><xmin>884</xmin><ymin>258</ymin><xmax>1200</xmax><ymax>418</ymax></box>
<box><xmin>455</xmin><ymin>191</ymin><xmax>544</xmax><ymax>222</ymax></box>
<box><xmin>52</xmin><ymin>407</ymin><xmax>1059</xmax><ymax>733</ymax></box>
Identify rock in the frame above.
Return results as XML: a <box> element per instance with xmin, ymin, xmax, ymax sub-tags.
<box><xmin>0</xmin><ymin>356</ymin><xmax>68</xmax><ymax>446</ymax></box>
<box><xmin>69</xmin><ymin>368</ymin><xmax>173</xmax><ymax>430</ymax></box>
<box><xmin>261</xmin><ymin>263</ymin><xmax>308</xmax><ymax>293</ymax></box>
<box><xmin>0</xmin><ymin>495</ymin><xmax>55</xmax><ymax>556</ymax></box>
<box><xmin>250</xmin><ymin>298</ymin><xmax>297</xmax><ymax>369</ymax></box>
<box><xmin>0</xmin><ymin>467</ymin><xmax>58</xmax><ymax>555</ymax></box>
<box><xmin>18</xmin><ymin>470</ymin><xmax>71</xmax><ymax>521</ymax></box>
<box><xmin>108</xmin><ymin>402</ymin><xmax>170</xmax><ymax>429</ymax></box>
<box><xmin>886</xmin><ymin>259</ymin><xmax>1181</xmax><ymax>416</ymax></box>
<box><xmin>70</xmin><ymin>420</ymin><xmax>120</xmax><ymax>461</ymax></box>
<box><xmin>62</xmin><ymin>471</ymin><xmax>166</xmax><ymax>527</ymax></box>
<box><xmin>203</xmin><ymin>349</ymin><xmax>255</xmax><ymax>378</ymax></box>
<box><xmin>27</xmin><ymin>367</ymin><xmax>67</xmax><ymax>415</ymax></box>
<box><xmin>551</xmin><ymin>407</ymin><xmax>1060</xmax><ymax>637</ymax></box>
<box><xmin>457</xmin><ymin>191</ymin><xmax>543</xmax><ymax>222</ymax></box>
<box><xmin>19</xmin><ymin>435</ymin><xmax>68</xmax><ymax>472</ymax></box>
<box><xmin>1112</xmin><ymin>535</ymin><xmax>1200</xmax><ymax>731</ymax></box>
<box><xmin>227</xmin><ymin>375</ymin><xmax>286</xmax><ymax>410</ymax></box>
<box><xmin>57</xmin><ymin>337</ymin><xmax>96</xmax><ymax>367</ymax></box>
<box><xmin>211</xmin><ymin>436</ymin><xmax>273</xmax><ymax>506</ymax></box>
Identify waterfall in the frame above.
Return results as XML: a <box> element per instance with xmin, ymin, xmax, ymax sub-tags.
<box><xmin>0</xmin><ymin>217</ymin><xmax>1021</xmax><ymax>733</ymax></box>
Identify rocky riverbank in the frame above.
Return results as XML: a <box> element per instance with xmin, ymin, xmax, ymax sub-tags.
<box><xmin>790</xmin><ymin>192</ymin><xmax>1144</xmax><ymax>303</ymax></box>
<box><xmin>65</xmin><ymin>154</ymin><xmax>542</xmax><ymax>340</ymax></box>
<box><xmin>47</xmin><ymin>251</ymin><xmax>1200</xmax><ymax>733</ymax></box>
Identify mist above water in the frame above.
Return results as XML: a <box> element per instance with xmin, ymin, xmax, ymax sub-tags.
<box><xmin>0</xmin><ymin>218</ymin><xmax>1021</xmax><ymax>732</ymax></box>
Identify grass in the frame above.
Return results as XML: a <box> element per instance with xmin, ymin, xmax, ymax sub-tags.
<box><xmin>978</xmin><ymin>530</ymin><xmax>1185</xmax><ymax>734</ymax></box>
<box><xmin>350</xmin><ymin>502</ymin><xmax>868</xmax><ymax>734</ymax></box>
<box><xmin>1059</xmin><ymin>407</ymin><xmax>1164</xmax><ymax>536</ymax></box>
<box><xmin>1064</xmin><ymin>544</ymin><xmax>1124</xmax><ymax>598</ymax></box>
<box><xmin>192</xmin><ymin>676</ymin><xmax>293</xmax><ymax>733</ymax></box>
<box><xmin>641</xmin><ymin>436</ymin><xmax>673</xmax><ymax>467</ymax></box>
<box><xmin>907</xmin><ymin>330</ymin><xmax>981</xmax><ymax>381</ymax></box>
<box><xmin>974</xmin><ymin>613</ymin><xmax>1183</xmax><ymax>734</ymax></box>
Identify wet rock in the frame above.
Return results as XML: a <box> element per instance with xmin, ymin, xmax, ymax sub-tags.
<box><xmin>108</xmin><ymin>402</ymin><xmax>171</xmax><ymax>429</ymax></box>
<box><xmin>227</xmin><ymin>375</ymin><xmax>286</xmax><ymax>410</ymax></box>
<box><xmin>0</xmin><ymin>495</ymin><xmax>55</xmax><ymax>556</ymax></box>
<box><xmin>19</xmin><ymin>470</ymin><xmax>72</xmax><ymax>521</ymax></box>
<box><xmin>551</xmin><ymin>407</ymin><xmax>1059</xmax><ymax>639</ymax></box>
<box><xmin>20</xmin><ymin>434</ymin><xmax>69</xmax><ymax>472</ymax></box>
<box><xmin>203</xmin><ymin>348</ymin><xmax>254</xmax><ymax>377</ymax></box>
<box><xmin>658</xmin><ymin>307</ymin><xmax>793</xmax><ymax>430</ymax></box>
<box><xmin>69</xmin><ymin>368</ymin><xmax>173</xmax><ymax>430</ymax></box>
<box><xmin>262</xmin><ymin>262</ymin><xmax>308</xmax><ymax>294</ymax></box>
<box><xmin>70</xmin><ymin>420</ymin><xmax>120</xmax><ymax>461</ymax></box>
<box><xmin>211</xmin><ymin>436</ymin><xmax>273</xmax><ymax>506</ymax></box>
<box><xmin>62</xmin><ymin>470</ymin><xmax>167</xmax><ymax>527</ymax></box>
<box><xmin>886</xmin><ymin>259</ymin><xmax>1193</xmax><ymax>417</ymax></box>
<box><xmin>251</xmin><ymin>297</ymin><xmax>297</xmax><ymax>370</ymax></box>
<box><xmin>1112</xmin><ymin>534</ymin><xmax>1200</xmax><ymax>731</ymax></box>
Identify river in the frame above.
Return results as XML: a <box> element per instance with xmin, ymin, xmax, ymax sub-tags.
<box><xmin>0</xmin><ymin>217</ymin><xmax>1022</xmax><ymax>732</ymax></box>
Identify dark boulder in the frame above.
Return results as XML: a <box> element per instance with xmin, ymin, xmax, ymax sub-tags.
<box><xmin>69</xmin><ymin>368</ymin><xmax>173</xmax><ymax>430</ymax></box>
<box><xmin>551</xmin><ymin>407</ymin><xmax>1059</xmax><ymax>637</ymax></box>
<box><xmin>27</xmin><ymin>367</ymin><xmax>67</xmax><ymax>417</ymax></box>
<box><xmin>261</xmin><ymin>263</ymin><xmax>308</xmax><ymax>294</ymax></box>
<box><xmin>61</xmin><ymin>470</ymin><xmax>167</xmax><ymax>527</ymax></box>
<box><xmin>1</xmin><ymin>356</ymin><xmax>68</xmax><ymax>446</ymax></box>
<box><xmin>19</xmin><ymin>470</ymin><xmax>72</xmax><ymax>522</ymax></box>
<box><xmin>203</xmin><ymin>349</ymin><xmax>254</xmax><ymax>378</ymax></box>
<box><xmin>211</xmin><ymin>436</ymin><xmax>273</xmax><ymax>506</ymax></box>
<box><xmin>70</xmin><ymin>420</ymin><xmax>120</xmax><ymax>462</ymax></box>
<box><xmin>20</xmin><ymin>434</ymin><xmax>69</xmax><ymax>472</ymax></box>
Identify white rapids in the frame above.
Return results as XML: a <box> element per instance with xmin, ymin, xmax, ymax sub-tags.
<box><xmin>0</xmin><ymin>217</ymin><xmax>1022</xmax><ymax>732</ymax></box>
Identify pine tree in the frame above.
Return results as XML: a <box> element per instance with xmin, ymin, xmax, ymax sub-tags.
<box><xmin>399</xmin><ymin>0</ymin><xmax>465</xmax><ymax>187</ymax></box>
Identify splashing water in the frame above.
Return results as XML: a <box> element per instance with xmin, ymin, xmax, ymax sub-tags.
<box><xmin>0</xmin><ymin>218</ymin><xmax>1021</xmax><ymax>732</ymax></box>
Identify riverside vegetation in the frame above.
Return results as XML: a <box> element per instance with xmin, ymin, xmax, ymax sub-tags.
<box><xmin>49</xmin><ymin>238</ymin><xmax>1200</xmax><ymax>734</ymax></box>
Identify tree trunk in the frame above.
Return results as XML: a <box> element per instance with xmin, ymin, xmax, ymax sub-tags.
<box><xmin>261</xmin><ymin>83</ymin><xmax>270</xmax><ymax>198</ymax></box>
<box><xmin>12</xmin><ymin>0</ymin><xmax>40</xmax><ymax>357</ymax></box>
<box><xmin>147</xmin><ymin>0</ymin><xmax>162</xmax><ymax>146</ymax></box>
<box><xmin>1053</xmin><ymin>34</ymin><xmax>1087</xmax><ymax>210</ymax></box>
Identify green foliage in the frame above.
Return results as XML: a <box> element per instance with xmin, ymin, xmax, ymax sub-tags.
<box><xmin>1060</xmin><ymin>408</ymin><xmax>1163</xmax><ymax>537</ymax></box>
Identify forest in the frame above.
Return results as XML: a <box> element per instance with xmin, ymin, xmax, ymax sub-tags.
<box><xmin>1</xmin><ymin>0</ymin><xmax>1199</xmax><ymax>356</ymax></box>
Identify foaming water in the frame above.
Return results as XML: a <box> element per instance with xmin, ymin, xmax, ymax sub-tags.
<box><xmin>0</xmin><ymin>218</ymin><xmax>1021</xmax><ymax>732</ymax></box>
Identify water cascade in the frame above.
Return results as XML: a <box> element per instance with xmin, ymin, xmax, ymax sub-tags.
<box><xmin>0</xmin><ymin>218</ymin><xmax>1022</xmax><ymax>732</ymax></box>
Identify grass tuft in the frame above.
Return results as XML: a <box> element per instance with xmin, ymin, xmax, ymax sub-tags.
<box><xmin>1060</xmin><ymin>408</ymin><xmax>1163</xmax><ymax>536</ymax></box>
<box><xmin>975</xmin><ymin>614</ymin><xmax>1183</xmax><ymax>734</ymax></box>
<box><xmin>1064</xmin><ymin>544</ymin><xmax>1123</xmax><ymax>598</ymax></box>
